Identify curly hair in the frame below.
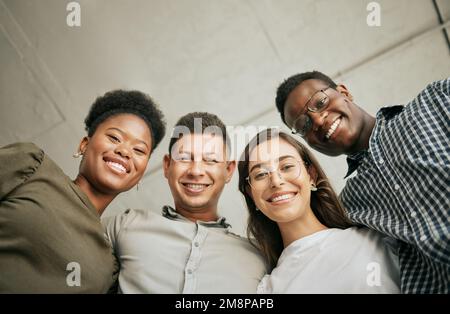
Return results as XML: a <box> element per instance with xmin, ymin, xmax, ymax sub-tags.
<box><xmin>275</xmin><ymin>71</ymin><xmax>337</xmax><ymax>125</ymax></box>
<box><xmin>238</xmin><ymin>129</ymin><xmax>353</xmax><ymax>271</ymax></box>
<box><xmin>84</xmin><ymin>90</ymin><xmax>166</xmax><ymax>151</ymax></box>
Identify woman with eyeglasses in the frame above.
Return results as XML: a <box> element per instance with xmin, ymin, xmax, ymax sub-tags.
<box><xmin>0</xmin><ymin>90</ymin><xmax>165</xmax><ymax>293</ymax></box>
<box><xmin>238</xmin><ymin>129</ymin><xmax>400</xmax><ymax>293</ymax></box>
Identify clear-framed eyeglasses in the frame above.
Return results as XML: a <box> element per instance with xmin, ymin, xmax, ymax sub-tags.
<box><xmin>246</xmin><ymin>157</ymin><xmax>302</xmax><ymax>190</ymax></box>
<box><xmin>290</xmin><ymin>86</ymin><xmax>331</xmax><ymax>137</ymax></box>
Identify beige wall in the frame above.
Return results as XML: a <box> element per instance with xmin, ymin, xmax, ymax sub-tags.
<box><xmin>1</xmin><ymin>0</ymin><xmax>449</xmax><ymax>235</ymax></box>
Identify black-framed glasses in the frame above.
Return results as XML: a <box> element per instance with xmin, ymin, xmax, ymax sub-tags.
<box><xmin>246</xmin><ymin>158</ymin><xmax>302</xmax><ymax>190</ymax></box>
<box><xmin>290</xmin><ymin>86</ymin><xmax>331</xmax><ymax>137</ymax></box>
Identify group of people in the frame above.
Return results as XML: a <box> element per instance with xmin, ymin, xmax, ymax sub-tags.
<box><xmin>0</xmin><ymin>71</ymin><xmax>448</xmax><ymax>294</ymax></box>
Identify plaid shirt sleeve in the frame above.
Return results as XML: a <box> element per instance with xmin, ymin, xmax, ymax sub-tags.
<box><xmin>340</xmin><ymin>78</ymin><xmax>450</xmax><ymax>293</ymax></box>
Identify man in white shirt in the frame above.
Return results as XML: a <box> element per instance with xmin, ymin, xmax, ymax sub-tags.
<box><xmin>103</xmin><ymin>112</ymin><xmax>266</xmax><ymax>293</ymax></box>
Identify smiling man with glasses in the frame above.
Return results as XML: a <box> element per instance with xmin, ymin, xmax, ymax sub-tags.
<box><xmin>274</xmin><ymin>71</ymin><xmax>449</xmax><ymax>294</ymax></box>
<box><xmin>288</xmin><ymin>86</ymin><xmax>331</xmax><ymax>137</ymax></box>
<box><xmin>280</xmin><ymin>73</ymin><xmax>375</xmax><ymax>157</ymax></box>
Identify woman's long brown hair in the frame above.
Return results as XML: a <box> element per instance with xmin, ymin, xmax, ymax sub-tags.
<box><xmin>238</xmin><ymin>129</ymin><xmax>353</xmax><ymax>271</ymax></box>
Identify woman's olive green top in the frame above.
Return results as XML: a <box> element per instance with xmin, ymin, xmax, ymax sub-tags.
<box><xmin>0</xmin><ymin>142</ymin><xmax>116</xmax><ymax>293</ymax></box>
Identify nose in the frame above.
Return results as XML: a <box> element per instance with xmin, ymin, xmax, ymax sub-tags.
<box><xmin>269</xmin><ymin>170</ymin><xmax>285</xmax><ymax>188</ymax></box>
<box><xmin>187</xmin><ymin>161</ymin><xmax>205</xmax><ymax>176</ymax></box>
<box><xmin>310</xmin><ymin>110</ymin><xmax>328</xmax><ymax>132</ymax></box>
<box><xmin>115</xmin><ymin>143</ymin><xmax>131</xmax><ymax>159</ymax></box>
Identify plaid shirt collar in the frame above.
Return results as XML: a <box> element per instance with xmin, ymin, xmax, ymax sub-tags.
<box><xmin>344</xmin><ymin>105</ymin><xmax>404</xmax><ymax>178</ymax></box>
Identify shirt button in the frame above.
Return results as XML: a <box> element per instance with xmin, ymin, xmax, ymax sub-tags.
<box><xmin>411</xmin><ymin>211</ymin><xmax>417</xmax><ymax>218</ymax></box>
<box><xmin>394</xmin><ymin>184</ymin><xmax>400</xmax><ymax>190</ymax></box>
<box><xmin>187</xmin><ymin>269</ymin><xmax>193</xmax><ymax>275</ymax></box>
<box><xmin>194</xmin><ymin>242</ymin><xmax>199</xmax><ymax>247</ymax></box>
<box><xmin>420</xmin><ymin>235</ymin><xmax>427</xmax><ymax>241</ymax></box>
<box><xmin>378</xmin><ymin>159</ymin><xmax>384</xmax><ymax>164</ymax></box>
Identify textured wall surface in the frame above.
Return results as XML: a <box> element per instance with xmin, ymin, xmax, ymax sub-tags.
<box><xmin>1</xmin><ymin>0</ymin><xmax>449</xmax><ymax>235</ymax></box>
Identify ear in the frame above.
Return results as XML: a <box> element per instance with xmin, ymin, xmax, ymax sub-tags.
<box><xmin>336</xmin><ymin>84</ymin><xmax>354</xmax><ymax>101</ymax></box>
<box><xmin>307</xmin><ymin>163</ymin><xmax>318</xmax><ymax>186</ymax></box>
<box><xmin>78</xmin><ymin>136</ymin><xmax>89</xmax><ymax>154</ymax></box>
<box><xmin>163</xmin><ymin>154</ymin><xmax>171</xmax><ymax>179</ymax></box>
<box><xmin>245</xmin><ymin>185</ymin><xmax>253</xmax><ymax>199</ymax></box>
<box><xmin>225</xmin><ymin>160</ymin><xmax>236</xmax><ymax>183</ymax></box>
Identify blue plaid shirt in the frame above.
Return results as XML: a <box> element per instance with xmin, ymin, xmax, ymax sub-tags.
<box><xmin>340</xmin><ymin>78</ymin><xmax>450</xmax><ymax>293</ymax></box>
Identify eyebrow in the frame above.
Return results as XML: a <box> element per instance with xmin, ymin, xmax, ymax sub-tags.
<box><xmin>176</xmin><ymin>150</ymin><xmax>220</xmax><ymax>158</ymax></box>
<box><xmin>249</xmin><ymin>155</ymin><xmax>297</xmax><ymax>173</ymax></box>
<box><xmin>106</xmin><ymin>127</ymin><xmax>150</xmax><ymax>149</ymax></box>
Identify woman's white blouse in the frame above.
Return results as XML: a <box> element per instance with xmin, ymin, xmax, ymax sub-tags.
<box><xmin>257</xmin><ymin>227</ymin><xmax>400</xmax><ymax>293</ymax></box>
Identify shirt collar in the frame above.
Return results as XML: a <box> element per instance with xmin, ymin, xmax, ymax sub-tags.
<box><xmin>344</xmin><ymin>151</ymin><xmax>367</xmax><ymax>178</ymax></box>
<box><xmin>376</xmin><ymin>105</ymin><xmax>404</xmax><ymax>121</ymax></box>
<box><xmin>161</xmin><ymin>205</ymin><xmax>231</xmax><ymax>229</ymax></box>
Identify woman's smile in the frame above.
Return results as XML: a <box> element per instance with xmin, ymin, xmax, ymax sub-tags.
<box><xmin>266</xmin><ymin>191</ymin><xmax>298</xmax><ymax>205</ymax></box>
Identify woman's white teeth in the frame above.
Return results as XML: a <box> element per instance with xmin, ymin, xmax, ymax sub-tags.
<box><xmin>326</xmin><ymin>118</ymin><xmax>341</xmax><ymax>139</ymax></box>
<box><xmin>107</xmin><ymin>161</ymin><xmax>126</xmax><ymax>173</ymax></box>
<box><xmin>270</xmin><ymin>193</ymin><xmax>295</xmax><ymax>202</ymax></box>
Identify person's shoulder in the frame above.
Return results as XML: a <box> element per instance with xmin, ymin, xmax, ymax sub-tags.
<box><xmin>322</xmin><ymin>226</ymin><xmax>362</xmax><ymax>241</ymax></box>
<box><xmin>225</xmin><ymin>230</ymin><xmax>248</xmax><ymax>241</ymax></box>
<box><xmin>424</xmin><ymin>77</ymin><xmax>449</xmax><ymax>91</ymax></box>
<box><xmin>409</xmin><ymin>77</ymin><xmax>450</xmax><ymax>106</ymax></box>
<box><xmin>1</xmin><ymin>142</ymin><xmax>44</xmax><ymax>162</ymax></box>
<box><xmin>105</xmin><ymin>208</ymin><xmax>156</xmax><ymax>220</ymax></box>
<box><xmin>122</xmin><ymin>207</ymin><xmax>156</xmax><ymax>217</ymax></box>
<box><xmin>132</xmin><ymin>208</ymin><xmax>163</xmax><ymax>223</ymax></box>
<box><xmin>0</xmin><ymin>142</ymin><xmax>46</xmax><ymax>188</ymax></box>
<box><xmin>2</xmin><ymin>142</ymin><xmax>41</xmax><ymax>150</ymax></box>
<box><xmin>103</xmin><ymin>208</ymin><xmax>158</xmax><ymax>226</ymax></box>
<box><xmin>336</xmin><ymin>225</ymin><xmax>374</xmax><ymax>236</ymax></box>
<box><xmin>224</xmin><ymin>231</ymin><xmax>266</xmax><ymax>265</ymax></box>
<box><xmin>330</xmin><ymin>226</ymin><xmax>386</xmax><ymax>247</ymax></box>
<box><xmin>225</xmin><ymin>231</ymin><xmax>263</xmax><ymax>254</ymax></box>
<box><xmin>222</xmin><ymin>228</ymin><xmax>250</xmax><ymax>242</ymax></box>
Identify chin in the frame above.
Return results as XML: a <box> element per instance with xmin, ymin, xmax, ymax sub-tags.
<box><xmin>314</xmin><ymin>143</ymin><xmax>346</xmax><ymax>156</ymax></box>
<box><xmin>106</xmin><ymin>185</ymin><xmax>130</xmax><ymax>194</ymax></box>
<box><xmin>267</xmin><ymin>212</ymin><xmax>295</xmax><ymax>224</ymax></box>
<box><xmin>186</xmin><ymin>199</ymin><xmax>210</xmax><ymax>208</ymax></box>
<box><xmin>99</xmin><ymin>179</ymin><xmax>132</xmax><ymax>194</ymax></box>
